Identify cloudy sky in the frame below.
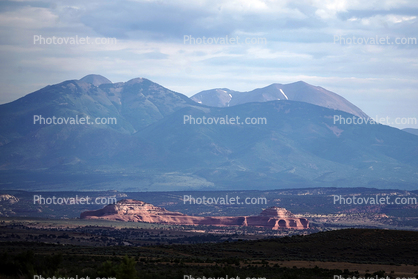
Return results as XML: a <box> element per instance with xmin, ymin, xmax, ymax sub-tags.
<box><xmin>0</xmin><ymin>0</ymin><xmax>417</xmax><ymax>128</ymax></box>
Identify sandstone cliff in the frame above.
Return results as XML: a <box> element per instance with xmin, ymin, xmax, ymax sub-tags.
<box><xmin>80</xmin><ymin>199</ymin><xmax>309</xmax><ymax>230</ymax></box>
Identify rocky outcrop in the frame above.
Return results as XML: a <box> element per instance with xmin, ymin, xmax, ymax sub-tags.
<box><xmin>0</xmin><ymin>194</ymin><xmax>19</xmax><ymax>204</ymax></box>
<box><xmin>80</xmin><ymin>199</ymin><xmax>308</xmax><ymax>230</ymax></box>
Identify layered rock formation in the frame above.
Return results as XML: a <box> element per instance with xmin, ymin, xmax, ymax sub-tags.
<box><xmin>0</xmin><ymin>194</ymin><xmax>19</xmax><ymax>203</ymax></box>
<box><xmin>80</xmin><ymin>199</ymin><xmax>309</xmax><ymax>230</ymax></box>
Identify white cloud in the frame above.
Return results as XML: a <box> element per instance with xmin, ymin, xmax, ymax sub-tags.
<box><xmin>0</xmin><ymin>6</ymin><xmax>59</xmax><ymax>29</ymax></box>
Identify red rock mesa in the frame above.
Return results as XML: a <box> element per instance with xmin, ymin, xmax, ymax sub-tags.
<box><xmin>80</xmin><ymin>199</ymin><xmax>309</xmax><ymax>230</ymax></box>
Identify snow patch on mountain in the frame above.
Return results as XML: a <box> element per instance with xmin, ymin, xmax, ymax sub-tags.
<box><xmin>280</xmin><ymin>89</ymin><xmax>289</xmax><ymax>100</ymax></box>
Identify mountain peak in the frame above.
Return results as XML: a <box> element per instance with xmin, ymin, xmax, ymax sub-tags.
<box><xmin>79</xmin><ymin>74</ymin><xmax>112</xmax><ymax>86</ymax></box>
<box><xmin>191</xmin><ymin>81</ymin><xmax>369</xmax><ymax>118</ymax></box>
<box><xmin>125</xmin><ymin>77</ymin><xmax>145</xmax><ymax>85</ymax></box>
<box><xmin>287</xmin><ymin>80</ymin><xmax>311</xmax><ymax>87</ymax></box>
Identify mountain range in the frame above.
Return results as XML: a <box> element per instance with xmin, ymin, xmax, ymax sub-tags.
<box><xmin>0</xmin><ymin>75</ymin><xmax>417</xmax><ymax>191</ymax></box>
<box><xmin>191</xmin><ymin>81</ymin><xmax>368</xmax><ymax>118</ymax></box>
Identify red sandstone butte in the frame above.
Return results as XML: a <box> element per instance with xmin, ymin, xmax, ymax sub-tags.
<box><xmin>80</xmin><ymin>199</ymin><xmax>309</xmax><ymax>230</ymax></box>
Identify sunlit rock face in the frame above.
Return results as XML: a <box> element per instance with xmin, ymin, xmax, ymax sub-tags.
<box><xmin>81</xmin><ymin>199</ymin><xmax>309</xmax><ymax>230</ymax></box>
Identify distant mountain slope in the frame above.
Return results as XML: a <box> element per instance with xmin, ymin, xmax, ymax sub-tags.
<box><xmin>0</xmin><ymin>74</ymin><xmax>198</xmax><ymax>139</ymax></box>
<box><xmin>0</xmin><ymin>76</ymin><xmax>417</xmax><ymax>191</ymax></box>
<box><xmin>0</xmin><ymin>75</ymin><xmax>200</xmax><ymax>169</ymax></box>
<box><xmin>403</xmin><ymin>128</ymin><xmax>418</xmax><ymax>136</ymax></box>
<box><xmin>191</xmin><ymin>81</ymin><xmax>368</xmax><ymax>118</ymax></box>
<box><xmin>125</xmin><ymin>101</ymin><xmax>418</xmax><ymax>189</ymax></box>
<box><xmin>191</xmin><ymin>88</ymin><xmax>239</xmax><ymax>107</ymax></box>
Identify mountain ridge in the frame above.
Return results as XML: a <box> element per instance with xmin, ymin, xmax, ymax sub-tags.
<box><xmin>0</xmin><ymin>75</ymin><xmax>417</xmax><ymax>191</ymax></box>
<box><xmin>403</xmin><ymin>128</ymin><xmax>418</xmax><ymax>136</ymax></box>
<box><xmin>191</xmin><ymin>81</ymin><xmax>368</xmax><ymax>118</ymax></box>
